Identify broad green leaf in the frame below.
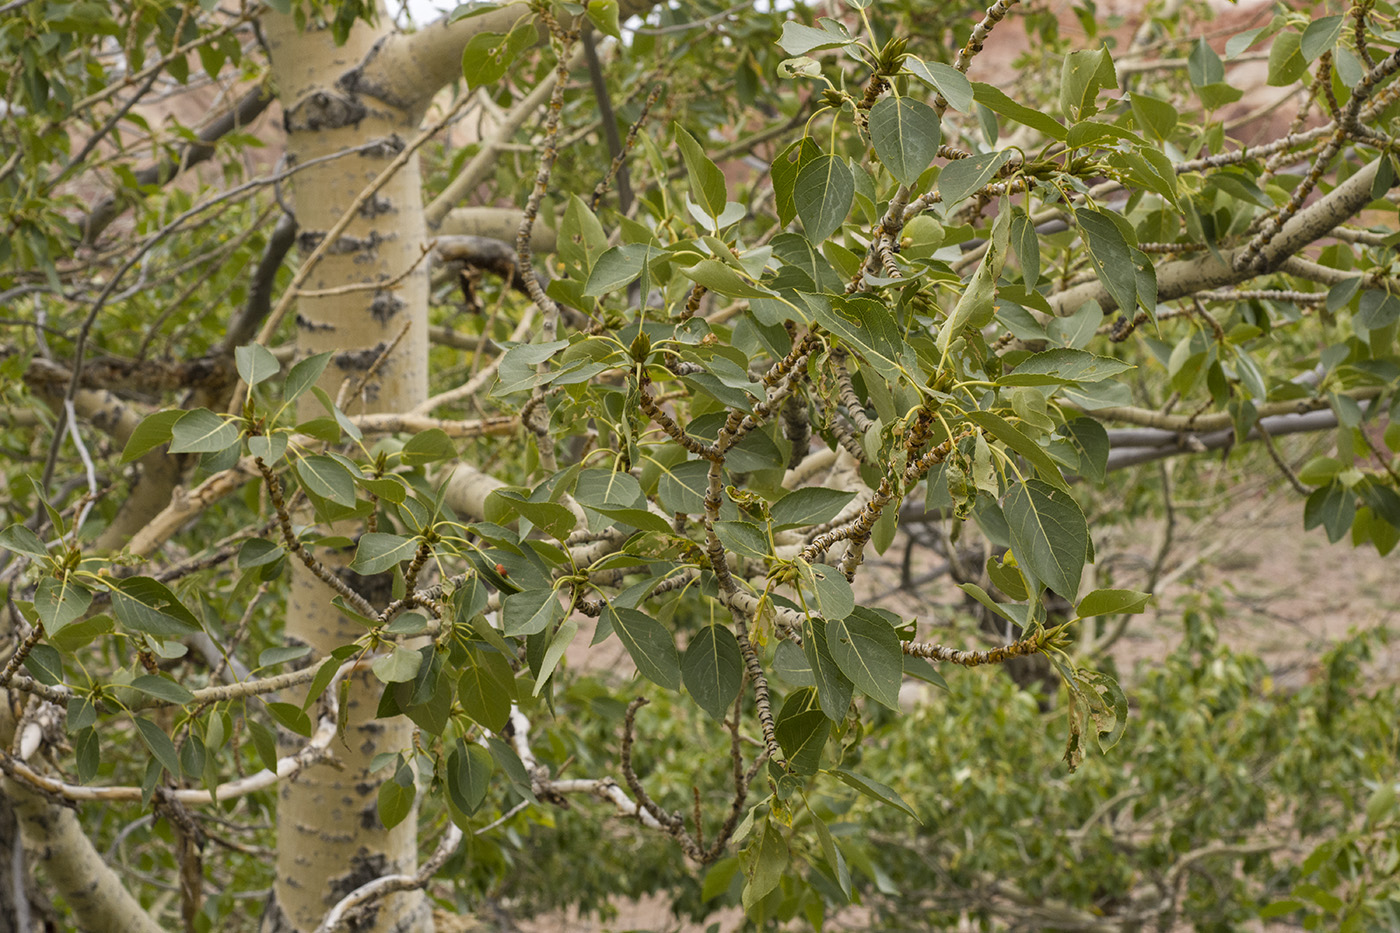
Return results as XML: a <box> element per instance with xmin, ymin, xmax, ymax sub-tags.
<box><xmin>585</xmin><ymin>0</ymin><xmax>619</xmax><ymax>39</ymax></box>
<box><xmin>1129</xmin><ymin>92</ymin><xmax>1177</xmax><ymax>141</ymax></box>
<box><xmin>963</xmin><ymin>410</ymin><xmax>1068</xmax><ymax>491</ymax></box>
<box><xmin>378</xmin><ymin>764</ymin><xmax>416</xmax><ymax>829</ymax></box>
<box><xmin>771</xmin><ymin>487</ymin><xmax>856</xmax><ymax>529</ymax></box>
<box><xmin>826</xmin><ymin>608</ymin><xmax>902</xmax><ymax>710</ymax></box>
<box><xmin>939</xmin><ymin>206</ymin><xmax>1009</xmax><ymax>350</ymax></box>
<box><xmin>1187</xmin><ymin>37</ymin><xmax>1224</xmax><ymax>86</ymax></box>
<box><xmin>372</xmin><ymin>645</ymin><xmax>422</xmax><ymax>684</ymax></box>
<box><xmin>741</xmin><ymin>818</ymin><xmax>789</xmax><ymax>910</ymax></box>
<box><xmin>584</xmin><ymin>243</ymin><xmax>664</xmax><ymax>296</ymax></box>
<box><xmin>971</xmin><ymin>82</ymin><xmax>1067</xmax><ymax>140</ymax></box>
<box><xmin>681</xmin><ymin>259</ymin><xmax>775</xmax><ymax>299</ymax></box>
<box><xmin>714</xmin><ymin>520</ymin><xmax>769</xmax><ymax>559</ymax></box>
<box><xmin>401</xmin><ymin>429</ymin><xmax>456</xmax><ymax>465</ymax></box>
<box><xmin>485</xmin><ymin>488</ymin><xmax>577</xmax><ymax>540</ymax></box>
<box><xmin>112</xmin><ymin>577</ymin><xmax>202</xmax><ymax>636</ymax></box>
<box><xmin>35</xmin><ymin>577</ymin><xmax>92</xmax><ymax>631</ymax></box>
<box><xmin>607</xmin><ymin>605</ymin><xmax>681</xmax><ymax>690</ymax></box>
<box><xmin>135</xmin><ymin>718</ymin><xmax>181</xmax><ymax>776</ymax></box>
<box><xmin>795</xmin><ymin>155</ymin><xmax>854</xmax><ymax>243</ymax></box>
<box><xmin>447</xmin><ymin>740</ymin><xmax>494</xmax><ymax>815</ymax></box>
<box><xmin>533</xmin><ymin>618</ymin><xmax>577</xmax><ymax>696</ymax></box>
<box><xmin>771</xmin><ymin>138</ymin><xmax>820</xmax><ymax>227</ymax></box>
<box><xmin>0</xmin><ymin>524</ymin><xmax>48</xmax><ymax>560</ymax></box>
<box><xmin>831</xmin><ymin>767</ymin><xmax>920</xmax><ymax>821</ymax></box>
<box><xmin>775</xmin><ymin>687</ymin><xmax>830</xmax><ymax>774</ymax></box>
<box><xmin>1059</xmin><ymin>47</ymin><xmax>1116</xmax><ymax>121</ymax></box>
<box><xmin>1076</xmin><ymin>587</ymin><xmax>1151</xmax><ymax>617</ymax></box>
<box><xmin>284</xmin><ymin>352</ymin><xmax>331</xmax><ymax>402</ymax></box>
<box><xmin>868</xmin><ymin>96</ymin><xmax>941</xmax><ymax>187</ymax></box>
<box><xmin>938</xmin><ymin>150</ymin><xmax>1012</xmax><ymax>207</ymax></box>
<box><xmin>1077</xmin><ymin>669</ymin><xmax>1128</xmax><ymax>752</ymax></box>
<box><xmin>169</xmin><ymin>408</ymin><xmax>238</xmax><ymax>454</ymax></box>
<box><xmin>1010</xmin><ymin>210</ymin><xmax>1039</xmax><ymax>290</ymax></box>
<box><xmin>1304</xmin><ymin>482</ymin><xmax>1354</xmax><ymax>543</ymax></box>
<box><xmin>1300</xmin><ymin>15</ymin><xmax>1343</xmax><ymax>62</ymax></box>
<box><xmin>461</xmin><ymin>23</ymin><xmax>533</xmax><ymax>91</ymax></box>
<box><xmin>129</xmin><ymin>673</ymin><xmax>195</xmax><ymax>705</ymax></box>
<box><xmin>806</xmin><ymin>293</ymin><xmax>905</xmax><ymax>371</ymax></box>
<box><xmin>809</xmin><ymin>563</ymin><xmax>854</xmax><ymax>621</ymax></box>
<box><xmin>658</xmin><ymin>460</ymin><xmax>710</xmax><ymax>514</ymax></box>
<box><xmin>350</xmin><ymin>532</ymin><xmax>416</xmax><ymax>574</ymax></box>
<box><xmin>457</xmin><ymin>649</ymin><xmax>516</xmax><ymax>731</ymax></box>
<box><xmin>1076</xmin><ymin>208</ymin><xmax>1136</xmax><ymax>314</ymax></box>
<box><xmin>265</xmin><ymin>701</ymin><xmax>313</xmax><ymax>737</ymax></box>
<box><xmin>1001</xmin><ymin>348</ymin><xmax>1134</xmax><ymax>386</ymax></box>
<box><xmin>120</xmin><ymin>409</ymin><xmax>183</xmax><ymax>462</ymax></box>
<box><xmin>502</xmin><ymin>587</ymin><xmax>564</xmax><ymax>637</ymax></box>
<box><xmin>674</xmin><ymin>124</ymin><xmax>727</xmax><ymax>218</ymax></box>
<box><xmin>907</xmin><ymin>57</ymin><xmax>972</xmax><ymax>113</ymax></box>
<box><xmin>1004</xmin><ymin>480</ymin><xmax>1089</xmax><ymax>600</ymax></box>
<box><xmin>295</xmin><ymin>454</ymin><xmax>357</xmax><ymax>506</ymax></box>
<box><xmin>682</xmin><ymin>624</ymin><xmax>744</xmax><ymax>721</ymax></box>
<box><xmin>958</xmin><ymin>581</ymin><xmax>1018</xmax><ymax>624</ymax></box>
<box><xmin>777</xmin><ymin>18</ymin><xmax>853</xmax><ymax>56</ymax></box>
<box><xmin>1267</xmin><ymin>30</ymin><xmax>1307</xmax><ymax>86</ymax></box>
<box><xmin>247</xmin><ymin>434</ymin><xmax>287</xmax><ymax>464</ymax></box>
<box><xmin>803</xmin><ymin>618</ymin><xmax>854</xmax><ymax>720</ymax></box>
<box><xmin>235</xmin><ymin>344</ymin><xmax>279</xmax><ymax>387</ymax></box>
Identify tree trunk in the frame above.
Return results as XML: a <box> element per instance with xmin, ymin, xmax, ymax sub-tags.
<box><xmin>262</xmin><ymin>7</ymin><xmax>431</xmax><ymax>930</ymax></box>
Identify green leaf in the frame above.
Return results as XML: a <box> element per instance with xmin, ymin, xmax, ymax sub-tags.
<box><xmin>583</xmin><ymin>243</ymin><xmax>664</xmax><ymax>296</ymax></box>
<box><xmin>1004</xmin><ymin>480</ymin><xmax>1089</xmax><ymax>600</ymax></box>
<box><xmin>34</xmin><ymin>577</ymin><xmax>92</xmax><ymax>631</ymax></box>
<box><xmin>681</xmin><ymin>258</ymin><xmax>775</xmax><ymax>299</ymax></box>
<box><xmin>674</xmin><ymin>124</ymin><xmax>727</xmax><ymax>218</ymax></box>
<box><xmin>350</xmin><ymin>533</ymin><xmax>417</xmax><ymax>574</ymax></box>
<box><xmin>1187</xmin><ymin>37</ymin><xmax>1224</xmax><ymax>86</ymax></box>
<box><xmin>0</xmin><ymin>524</ymin><xmax>48</xmax><ymax>561</ymax></box>
<box><xmin>295</xmin><ymin>454</ymin><xmax>357</xmax><ymax>506</ymax></box>
<box><xmin>1300</xmin><ymin>15</ymin><xmax>1343</xmax><ymax>62</ymax></box>
<box><xmin>1076</xmin><ymin>208</ymin><xmax>1136</xmax><ymax>314</ymax></box>
<box><xmin>741</xmin><ymin>818</ymin><xmax>789</xmax><ymax>910</ymax></box>
<box><xmin>808</xmin><ymin>563</ymin><xmax>854</xmax><ymax>621</ymax></box>
<box><xmin>775</xmin><ymin>687</ymin><xmax>829</xmax><ymax>774</ymax></box>
<box><xmin>401</xmin><ymin>429</ymin><xmax>457</xmax><ymax>465</ymax></box>
<box><xmin>826</xmin><ymin>608</ymin><xmax>902</xmax><ymax>710</ymax></box>
<box><xmin>1001</xmin><ymin>348</ymin><xmax>1134</xmax><ymax>386</ymax></box>
<box><xmin>907</xmin><ymin>57</ymin><xmax>972</xmax><ymax>113</ymax></box>
<box><xmin>248</xmin><ymin>719</ymin><xmax>278</xmax><ymax>772</ymax></box>
<box><xmin>120</xmin><ymin>409</ymin><xmax>183</xmax><ymax>462</ymax></box>
<box><xmin>585</xmin><ymin>0</ymin><xmax>619</xmax><ymax>39</ymax></box>
<box><xmin>502</xmin><ymin>587</ymin><xmax>564</xmax><ymax>637</ymax></box>
<box><xmin>168</xmin><ymin>408</ymin><xmax>239</xmax><ymax>454</ymax></box>
<box><xmin>1076</xmin><ymin>588</ymin><xmax>1151</xmax><ymax>617</ymax></box>
<box><xmin>129</xmin><ymin>674</ymin><xmax>195</xmax><ymax>705</ymax></box>
<box><xmin>869</xmin><ymin>96</ymin><xmax>941</xmax><ymax>187</ymax></box>
<box><xmin>771</xmin><ymin>487</ymin><xmax>856</xmax><ymax>529</ymax></box>
<box><xmin>971</xmin><ymin>82</ymin><xmax>1067</xmax><ymax>140</ymax></box>
<box><xmin>1267</xmin><ymin>30</ymin><xmax>1307</xmax><ymax>86</ymax></box>
<box><xmin>682</xmin><ymin>624</ymin><xmax>744</xmax><ymax>721</ymax></box>
<box><xmin>533</xmin><ymin>618</ymin><xmax>577</xmax><ymax>696</ymax></box>
<box><xmin>714</xmin><ymin>520</ymin><xmax>769</xmax><ymax>559</ymax></box>
<box><xmin>235</xmin><ymin>344</ymin><xmax>279</xmax><ymax>387</ymax></box>
<box><xmin>457</xmin><ymin>649</ymin><xmax>516</xmax><ymax>732</ymax></box>
<box><xmin>284</xmin><ymin>352</ymin><xmax>331</xmax><ymax>402</ymax></box>
<box><xmin>111</xmin><ymin>577</ymin><xmax>202</xmax><ymax>636</ymax></box>
<box><xmin>461</xmin><ymin>22</ymin><xmax>534</xmax><ymax>91</ymax></box>
<box><xmin>795</xmin><ymin>155</ymin><xmax>854</xmax><ymax>243</ymax></box>
<box><xmin>134</xmin><ymin>718</ymin><xmax>181</xmax><ymax>776</ymax></box>
<box><xmin>607</xmin><ymin>605</ymin><xmax>681</xmax><ymax>690</ymax></box>
<box><xmin>265</xmin><ymin>701</ymin><xmax>313</xmax><ymax>737</ymax></box>
<box><xmin>938</xmin><ymin>150</ymin><xmax>1012</xmax><ymax>207</ymax></box>
<box><xmin>803</xmin><ymin>619</ymin><xmax>854</xmax><ymax>720</ymax></box>
<box><xmin>447</xmin><ymin>740</ymin><xmax>494</xmax><ymax>816</ymax></box>
<box><xmin>831</xmin><ymin>767</ymin><xmax>920</xmax><ymax>821</ymax></box>
<box><xmin>940</xmin><ymin>207</ymin><xmax>1008</xmax><ymax>351</ymax></box>
<box><xmin>806</xmin><ymin>293</ymin><xmax>906</xmax><ymax>372</ymax></box>
<box><xmin>1059</xmin><ymin>47</ymin><xmax>1116</xmax><ymax>121</ymax></box>
<box><xmin>1304</xmin><ymin>482</ymin><xmax>1355</xmax><ymax>544</ymax></box>
<box><xmin>776</xmin><ymin>18</ymin><xmax>853</xmax><ymax>56</ymax></box>
<box><xmin>1076</xmin><ymin>669</ymin><xmax>1128</xmax><ymax>752</ymax></box>
<box><xmin>372</xmin><ymin>645</ymin><xmax>423</xmax><ymax>684</ymax></box>
<box><xmin>378</xmin><ymin>763</ymin><xmax>416</xmax><ymax>829</ymax></box>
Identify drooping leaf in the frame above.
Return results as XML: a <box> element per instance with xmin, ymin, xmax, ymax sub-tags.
<box><xmin>831</xmin><ymin>767</ymin><xmax>921</xmax><ymax>821</ymax></box>
<box><xmin>674</xmin><ymin>124</ymin><xmax>727</xmax><ymax>219</ymax></box>
<box><xmin>868</xmin><ymin>96</ymin><xmax>941</xmax><ymax>187</ymax></box>
<box><xmin>682</xmin><ymin>624</ymin><xmax>744</xmax><ymax>721</ymax></box>
<box><xmin>1076</xmin><ymin>588</ymin><xmax>1151</xmax><ymax>617</ymax></box>
<box><xmin>607</xmin><ymin>605</ymin><xmax>681</xmax><ymax>690</ymax></box>
<box><xmin>803</xmin><ymin>618</ymin><xmax>854</xmax><ymax>720</ymax></box>
<box><xmin>775</xmin><ymin>687</ymin><xmax>830</xmax><ymax>774</ymax></box>
<box><xmin>795</xmin><ymin>155</ymin><xmax>854</xmax><ymax>243</ymax></box>
<box><xmin>1004</xmin><ymin>480</ymin><xmax>1089</xmax><ymax>600</ymax></box>
<box><xmin>826</xmin><ymin>608</ymin><xmax>902</xmax><ymax>710</ymax></box>
<box><xmin>457</xmin><ymin>649</ymin><xmax>516</xmax><ymax>731</ymax></box>
<box><xmin>770</xmin><ymin>487</ymin><xmax>856</xmax><ymax>529</ymax></box>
